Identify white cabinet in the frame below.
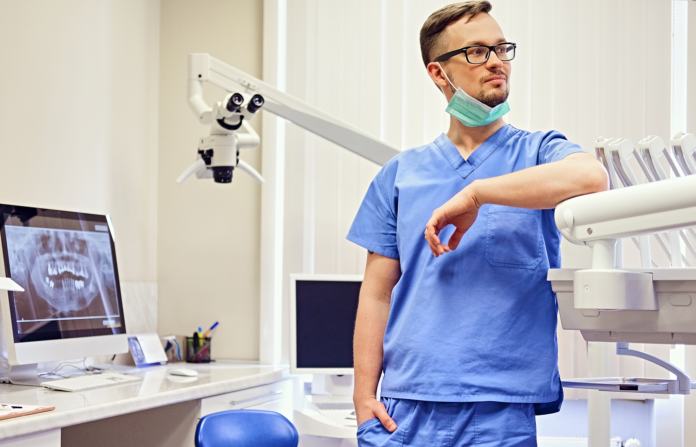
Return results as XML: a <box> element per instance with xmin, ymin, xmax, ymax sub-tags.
<box><xmin>0</xmin><ymin>429</ymin><xmax>60</xmax><ymax>447</ymax></box>
<box><xmin>201</xmin><ymin>378</ymin><xmax>296</xmax><ymax>421</ymax></box>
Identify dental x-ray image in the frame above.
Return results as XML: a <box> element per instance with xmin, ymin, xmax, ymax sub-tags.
<box><xmin>5</xmin><ymin>225</ymin><xmax>123</xmax><ymax>338</ymax></box>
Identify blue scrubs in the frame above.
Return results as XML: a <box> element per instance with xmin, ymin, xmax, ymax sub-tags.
<box><xmin>347</xmin><ymin>125</ymin><xmax>584</xmax><ymax>443</ymax></box>
<box><xmin>358</xmin><ymin>397</ymin><xmax>537</xmax><ymax>447</ymax></box>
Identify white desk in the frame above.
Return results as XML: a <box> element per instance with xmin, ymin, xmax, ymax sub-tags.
<box><xmin>0</xmin><ymin>362</ymin><xmax>292</xmax><ymax>447</ymax></box>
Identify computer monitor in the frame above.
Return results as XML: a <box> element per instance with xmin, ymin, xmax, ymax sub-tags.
<box><xmin>289</xmin><ymin>274</ymin><xmax>362</xmax><ymax>376</ymax></box>
<box><xmin>0</xmin><ymin>204</ymin><xmax>128</xmax><ymax>384</ymax></box>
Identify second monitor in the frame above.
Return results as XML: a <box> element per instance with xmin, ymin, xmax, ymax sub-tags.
<box><xmin>289</xmin><ymin>274</ymin><xmax>362</xmax><ymax>379</ymax></box>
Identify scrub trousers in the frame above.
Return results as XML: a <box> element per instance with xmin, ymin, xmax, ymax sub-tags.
<box><xmin>357</xmin><ymin>397</ymin><xmax>537</xmax><ymax>447</ymax></box>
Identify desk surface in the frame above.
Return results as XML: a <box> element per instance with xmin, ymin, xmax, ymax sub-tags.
<box><xmin>0</xmin><ymin>361</ymin><xmax>289</xmax><ymax>441</ymax></box>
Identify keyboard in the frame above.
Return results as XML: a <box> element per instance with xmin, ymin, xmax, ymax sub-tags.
<box><xmin>41</xmin><ymin>373</ymin><xmax>141</xmax><ymax>392</ymax></box>
<box><xmin>314</xmin><ymin>402</ymin><xmax>355</xmax><ymax>411</ymax></box>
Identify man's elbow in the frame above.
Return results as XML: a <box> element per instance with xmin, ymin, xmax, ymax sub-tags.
<box><xmin>562</xmin><ymin>153</ymin><xmax>610</xmax><ymax>195</ymax></box>
<box><xmin>584</xmin><ymin>164</ymin><xmax>610</xmax><ymax>194</ymax></box>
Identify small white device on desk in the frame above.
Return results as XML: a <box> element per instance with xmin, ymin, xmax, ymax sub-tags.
<box><xmin>0</xmin><ymin>204</ymin><xmax>129</xmax><ymax>386</ymax></box>
<box><xmin>170</xmin><ymin>368</ymin><xmax>198</xmax><ymax>377</ymax></box>
<box><xmin>289</xmin><ymin>274</ymin><xmax>363</xmax><ymax>439</ymax></box>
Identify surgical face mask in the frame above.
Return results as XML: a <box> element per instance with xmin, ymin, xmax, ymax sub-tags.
<box><xmin>438</xmin><ymin>63</ymin><xmax>510</xmax><ymax>128</ymax></box>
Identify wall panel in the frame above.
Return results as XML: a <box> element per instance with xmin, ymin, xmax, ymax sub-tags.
<box><xmin>158</xmin><ymin>0</ymin><xmax>263</xmax><ymax>360</ymax></box>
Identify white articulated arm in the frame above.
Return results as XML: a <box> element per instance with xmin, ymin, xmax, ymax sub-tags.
<box><xmin>187</xmin><ymin>53</ymin><xmax>400</xmax><ymax>166</ymax></box>
<box><xmin>187</xmin><ymin>78</ymin><xmax>212</xmax><ymax>124</ymax></box>
<box><xmin>237</xmin><ymin>120</ymin><xmax>260</xmax><ymax>150</ymax></box>
<box><xmin>616</xmin><ymin>343</ymin><xmax>692</xmax><ymax>394</ymax></box>
<box><xmin>556</xmin><ymin>174</ymin><xmax>696</xmax><ymax>245</ymax></box>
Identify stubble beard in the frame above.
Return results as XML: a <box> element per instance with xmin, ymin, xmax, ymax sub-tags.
<box><xmin>446</xmin><ymin>69</ymin><xmax>510</xmax><ymax>108</ymax></box>
<box><xmin>477</xmin><ymin>74</ymin><xmax>509</xmax><ymax>108</ymax></box>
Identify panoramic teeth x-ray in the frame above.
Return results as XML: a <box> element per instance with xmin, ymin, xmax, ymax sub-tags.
<box><xmin>6</xmin><ymin>226</ymin><xmax>118</xmax><ymax>319</ymax></box>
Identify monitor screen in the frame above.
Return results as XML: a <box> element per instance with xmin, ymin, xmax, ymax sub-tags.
<box><xmin>0</xmin><ymin>205</ymin><xmax>126</xmax><ymax>343</ymax></box>
<box><xmin>294</xmin><ymin>279</ymin><xmax>361</xmax><ymax>369</ymax></box>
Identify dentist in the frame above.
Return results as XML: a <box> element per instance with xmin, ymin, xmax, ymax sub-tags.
<box><xmin>347</xmin><ymin>1</ymin><xmax>608</xmax><ymax>446</ymax></box>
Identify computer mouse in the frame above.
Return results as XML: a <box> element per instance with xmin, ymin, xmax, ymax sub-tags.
<box><xmin>169</xmin><ymin>368</ymin><xmax>198</xmax><ymax>377</ymax></box>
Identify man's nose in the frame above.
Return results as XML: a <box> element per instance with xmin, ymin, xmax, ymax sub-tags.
<box><xmin>485</xmin><ymin>51</ymin><xmax>503</xmax><ymax>71</ymax></box>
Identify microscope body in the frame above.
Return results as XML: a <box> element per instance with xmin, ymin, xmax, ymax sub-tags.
<box><xmin>179</xmin><ymin>90</ymin><xmax>265</xmax><ymax>184</ymax></box>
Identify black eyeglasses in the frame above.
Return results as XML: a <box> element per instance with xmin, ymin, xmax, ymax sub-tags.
<box><xmin>434</xmin><ymin>42</ymin><xmax>516</xmax><ymax>65</ymax></box>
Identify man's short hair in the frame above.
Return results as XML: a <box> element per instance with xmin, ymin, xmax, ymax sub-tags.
<box><xmin>419</xmin><ymin>1</ymin><xmax>492</xmax><ymax>67</ymax></box>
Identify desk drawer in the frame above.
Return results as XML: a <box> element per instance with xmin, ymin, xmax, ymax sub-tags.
<box><xmin>201</xmin><ymin>379</ymin><xmax>293</xmax><ymax>417</ymax></box>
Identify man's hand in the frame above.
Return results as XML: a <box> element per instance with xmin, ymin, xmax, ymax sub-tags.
<box><xmin>424</xmin><ymin>186</ymin><xmax>481</xmax><ymax>257</ymax></box>
<box><xmin>354</xmin><ymin>396</ymin><xmax>397</xmax><ymax>432</ymax></box>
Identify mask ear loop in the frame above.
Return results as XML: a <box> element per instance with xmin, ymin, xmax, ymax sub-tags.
<box><xmin>436</xmin><ymin>62</ymin><xmax>457</xmax><ymax>95</ymax></box>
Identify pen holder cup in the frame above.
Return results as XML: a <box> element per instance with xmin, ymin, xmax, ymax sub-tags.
<box><xmin>186</xmin><ymin>337</ymin><xmax>212</xmax><ymax>363</ymax></box>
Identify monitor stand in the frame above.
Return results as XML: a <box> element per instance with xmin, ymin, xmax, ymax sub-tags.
<box><xmin>7</xmin><ymin>363</ymin><xmax>47</xmax><ymax>386</ymax></box>
<box><xmin>294</xmin><ymin>374</ymin><xmax>357</xmax><ymax>439</ymax></box>
<box><xmin>311</xmin><ymin>374</ymin><xmax>353</xmax><ymax>397</ymax></box>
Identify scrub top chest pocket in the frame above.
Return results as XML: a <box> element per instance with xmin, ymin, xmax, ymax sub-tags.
<box><xmin>485</xmin><ymin>205</ymin><xmax>543</xmax><ymax>269</ymax></box>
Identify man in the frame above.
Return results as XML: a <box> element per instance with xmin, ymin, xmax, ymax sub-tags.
<box><xmin>347</xmin><ymin>2</ymin><xmax>608</xmax><ymax>446</ymax></box>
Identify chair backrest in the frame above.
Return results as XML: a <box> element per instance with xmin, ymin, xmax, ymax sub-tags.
<box><xmin>195</xmin><ymin>409</ymin><xmax>299</xmax><ymax>447</ymax></box>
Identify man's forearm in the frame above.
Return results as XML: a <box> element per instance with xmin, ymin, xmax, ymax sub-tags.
<box><xmin>471</xmin><ymin>152</ymin><xmax>609</xmax><ymax>209</ymax></box>
<box><xmin>353</xmin><ymin>291</ymin><xmax>391</xmax><ymax>400</ymax></box>
<box><xmin>353</xmin><ymin>252</ymin><xmax>400</xmax><ymax>429</ymax></box>
<box><xmin>353</xmin><ymin>252</ymin><xmax>400</xmax><ymax>402</ymax></box>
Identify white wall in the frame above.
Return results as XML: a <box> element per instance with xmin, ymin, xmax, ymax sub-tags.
<box><xmin>157</xmin><ymin>0</ymin><xmax>264</xmax><ymax>360</ymax></box>
<box><xmin>0</xmin><ymin>0</ymin><xmax>159</xmax><ymax>281</ymax></box>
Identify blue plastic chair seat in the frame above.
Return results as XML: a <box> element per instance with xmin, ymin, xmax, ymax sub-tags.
<box><xmin>195</xmin><ymin>409</ymin><xmax>299</xmax><ymax>447</ymax></box>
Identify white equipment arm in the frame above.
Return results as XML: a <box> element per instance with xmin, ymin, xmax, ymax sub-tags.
<box><xmin>555</xmin><ymin>174</ymin><xmax>696</xmax><ymax>265</ymax></box>
<box><xmin>188</xmin><ymin>53</ymin><xmax>399</xmax><ymax>166</ymax></box>
<box><xmin>556</xmin><ymin>174</ymin><xmax>696</xmax><ymax>245</ymax></box>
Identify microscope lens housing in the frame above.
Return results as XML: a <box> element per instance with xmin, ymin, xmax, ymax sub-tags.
<box><xmin>212</xmin><ymin>166</ymin><xmax>233</xmax><ymax>183</ymax></box>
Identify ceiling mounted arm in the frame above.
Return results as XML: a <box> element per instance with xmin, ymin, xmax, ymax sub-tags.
<box><xmin>187</xmin><ymin>53</ymin><xmax>400</xmax><ymax>167</ymax></box>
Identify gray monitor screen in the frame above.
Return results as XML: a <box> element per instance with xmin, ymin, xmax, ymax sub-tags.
<box><xmin>295</xmin><ymin>280</ymin><xmax>361</xmax><ymax>369</ymax></box>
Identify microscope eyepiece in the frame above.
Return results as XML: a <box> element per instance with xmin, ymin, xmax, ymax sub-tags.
<box><xmin>212</xmin><ymin>166</ymin><xmax>234</xmax><ymax>183</ymax></box>
<box><xmin>247</xmin><ymin>94</ymin><xmax>265</xmax><ymax>114</ymax></box>
<box><xmin>226</xmin><ymin>93</ymin><xmax>244</xmax><ymax>113</ymax></box>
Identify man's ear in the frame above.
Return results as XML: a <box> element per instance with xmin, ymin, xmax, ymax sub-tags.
<box><xmin>426</xmin><ymin>62</ymin><xmax>450</xmax><ymax>94</ymax></box>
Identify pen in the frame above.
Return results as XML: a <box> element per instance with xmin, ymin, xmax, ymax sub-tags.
<box><xmin>197</xmin><ymin>327</ymin><xmax>203</xmax><ymax>339</ymax></box>
<box><xmin>203</xmin><ymin>321</ymin><xmax>219</xmax><ymax>339</ymax></box>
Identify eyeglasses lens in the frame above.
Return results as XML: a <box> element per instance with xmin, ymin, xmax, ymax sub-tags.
<box><xmin>465</xmin><ymin>47</ymin><xmax>490</xmax><ymax>64</ymax></box>
<box><xmin>465</xmin><ymin>44</ymin><xmax>515</xmax><ymax>64</ymax></box>
<box><xmin>496</xmin><ymin>44</ymin><xmax>515</xmax><ymax>61</ymax></box>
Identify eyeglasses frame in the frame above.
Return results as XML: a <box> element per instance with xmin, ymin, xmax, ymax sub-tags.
<box><xmin>434</xmin><ymin>42</ymin><xmax>517</xmax><ymax>65</ymax></box>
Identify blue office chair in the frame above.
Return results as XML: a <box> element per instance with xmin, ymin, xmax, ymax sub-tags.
<box><xmin>195</xmin><ymin>409</ymin><xmax>299</xmax><ymax>447</ymax></box>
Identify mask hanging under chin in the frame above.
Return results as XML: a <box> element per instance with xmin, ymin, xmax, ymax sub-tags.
<box><xmin>438</xmin><ymin>63</ymin><xmax>510</xmax><ymax>128</ymax></box>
